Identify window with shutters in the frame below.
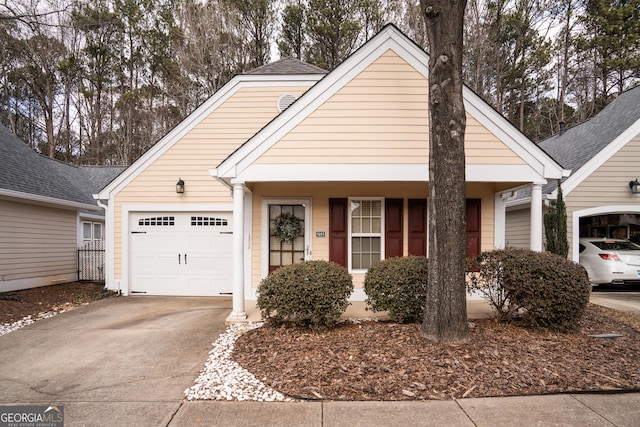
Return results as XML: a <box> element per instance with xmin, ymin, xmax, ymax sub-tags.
<box><xmin>329</xmin><ymin>197</ymin><xmax>481</xmax><ymax>272</ymax></box>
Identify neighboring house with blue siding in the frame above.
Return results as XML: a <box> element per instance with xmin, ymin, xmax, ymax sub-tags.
<box><xmin>0</xmin><ymin>124</ymin><xmax>124</xmax><ymax>292</ymax></box>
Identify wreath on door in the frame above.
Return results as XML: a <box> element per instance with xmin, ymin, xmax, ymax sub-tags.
<box><xmin>273</xmin><ymin>212</ymin><xmax>301</xmax><ymax>242</ymax></box>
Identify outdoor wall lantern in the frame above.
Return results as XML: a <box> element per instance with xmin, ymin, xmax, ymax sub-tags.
<box><xmin>629</xmin><ymin>179</ymin><xmax>640</xmax><ymax>194</ymax></box>
<box><xmin>176</xmin><ymin>178</ymin><xmax>185</xmax><ymax>194</ymax></box>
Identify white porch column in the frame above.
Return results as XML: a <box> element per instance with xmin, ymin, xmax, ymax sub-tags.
<box><xmin>494</xmin><ymin>193</ymin><xmax>506</xmax><ymax>249</ymax></box>
<box><xmin>230</xmin><ymin>182</ymin><xmax>247</xmax><ymax>320</ymax></box>
<box><xmin>530</xmin><ymin>183</ymin><xmax>543</xmax><ymax>252</ymax></box>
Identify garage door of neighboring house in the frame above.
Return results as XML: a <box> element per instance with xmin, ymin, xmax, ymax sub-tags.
<box><xmin>129</xmin><ymin>212</ymin><xmax>233</xmax><ymax>296</ymax></box>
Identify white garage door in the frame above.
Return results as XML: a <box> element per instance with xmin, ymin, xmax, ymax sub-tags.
<box><xmin>129</xmin><ymin>212</ymin><xmax>233</xmax><ymax>296</ymax></box>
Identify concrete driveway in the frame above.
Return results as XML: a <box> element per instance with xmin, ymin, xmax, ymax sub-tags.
<box><xmin>0</xmin><ymin>296</ymin><xmax>230</xmax><ymax>426</ymax></box>
<box><xmin>590</xmin><ymin>291</ymin><xmax>640</xmax><ymax>313</ymax></box>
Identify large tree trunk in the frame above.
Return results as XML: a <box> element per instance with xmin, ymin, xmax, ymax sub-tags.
<box><xmin>420</xmin><ymin>0</ymin><xmax>469</xmax><ymax>343</ymax></box>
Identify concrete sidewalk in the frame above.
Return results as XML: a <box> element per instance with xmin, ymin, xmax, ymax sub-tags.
<box><xmin>168</xmin><ymin>392</ymin><xmax>640</xmax><ymax>426</ymax></box>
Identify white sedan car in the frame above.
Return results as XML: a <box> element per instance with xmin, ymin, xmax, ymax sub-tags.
<box><xmin>579</xmin><ymin>238</ymin><xmax>640</xmax><ymax>286</ymax></box>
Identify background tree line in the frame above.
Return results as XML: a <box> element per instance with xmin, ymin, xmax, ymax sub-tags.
<box><xmin>0</xmin><ymin>0</ymin><xmax>638</xmax><ymax>166</ymax></box>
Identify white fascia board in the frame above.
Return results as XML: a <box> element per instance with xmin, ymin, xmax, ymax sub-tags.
<box><xmin>552</xmin><ymin>118</ymin><xmax>640</xmax><ymax>198</ymax></box>
<box><xmin>237</xmin><ymin>164</ymin><xmax>428</xmax><ymax>182</ymax></box>
<box><xmin>208</xmin><ymin>168</ymin><xmax>233</xmax><ymax>190</ymax></box>
<box><xmin>79</xmin><ymin>211</ymin><xmax>105</xmax><ymax>221</ymax></box>
<box><xmin>463</xmin><ymin>90</ymin><xmax>565</xmax><ymax>180</ymax></box>
<box><xmin>96</xmin><ymin>74</ymin><xmax>323</xmax><ymax>199</ymax></box>
<box><xmin>234</xmin><ymin>163</ymin><xmax>545</xmax><ymax>183</ymax></box>
<box><xmin>467</xmin><ymin>165</ymin><xmax>548</xmax><ymax>182</ymax></box>
<box><xmin>216</xmin><ymin>27</ymin><xmax>430</xmax><ymax>179</ymax></box>
<box><xmin>0</xmin><ymin>188</ymin><xmax>99</xmax><ymax>211</ymax></box>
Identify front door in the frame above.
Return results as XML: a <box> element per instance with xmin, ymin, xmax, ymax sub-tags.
<box><xmin>268</xmin><ymin>203</ymin><xmax>306</xmax><ymax>273</ymax></box>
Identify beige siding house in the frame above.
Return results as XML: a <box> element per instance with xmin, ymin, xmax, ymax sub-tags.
<box><xmin>97</xmin><ymin>25</ymin><xmax>565</xmax><ymax>319</ymax></box>
<box><xmin>0</xmin><ymin>125</ymin><xmax>124</xmax><ymax>292</ymax></box>
<box><xmin>506</xmin><ymin>84</ymin><xmax>640</xmax><ymax>265</ymax></box>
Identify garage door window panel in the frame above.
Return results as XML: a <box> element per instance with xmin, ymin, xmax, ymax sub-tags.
<box><xmin>191</xmin><ymin>216</ymin><xmax>228</xmax><ymax>226</ymax></box>
<box><xmin>138</xmin><ymin>216</ymin><xmax>175</xmax><ymax>226</ymax></box>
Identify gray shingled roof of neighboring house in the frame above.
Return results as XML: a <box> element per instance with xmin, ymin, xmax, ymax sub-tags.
<box><xmin>0</xmin><ymin>124</ymin><xmax>125</xmax><ymax>208</ymax></box>
<box><xmin>72</xmin><ymin>165</ymin><xmax>126</xmax><ymax>202</ymax></box>
<box><xmin>514</xmin><ymin>85</ymin><xmax>640</xmax><ymax>199</ymax></box>
<box><xmin>246</xmin><ymin>57</ymin><xmax>327</xmax><ymax>75</ymax></box>
<box><xmin>540</xmin><ymin>85</ymin><xmax>640</xmax><ymax>176</ymax></box>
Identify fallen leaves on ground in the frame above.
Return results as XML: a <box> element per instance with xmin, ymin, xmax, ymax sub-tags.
<box><xmin>233</xmin><ymin>305</ymin><xmax>640</xmax><ymax>401</ymax></box>
<box><xmin>0</xmin><ymin>282</ymin><xmax>113</xmax><ymax>324</ymax></box>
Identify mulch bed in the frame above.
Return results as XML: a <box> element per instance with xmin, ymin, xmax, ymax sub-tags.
<box><xmin>3</xmin><ymin>283</ymin><xmax>639</xmax><ymax>401</ymax></box>
<box><xmin>233</xmin><ymin>305</ymin><xmax>640</xmax><ymax>401</ymax></box>
<box><xmin>0</xmin><ymin>282</ymin><xmax>113</xmax><ymax>324</ymax></box>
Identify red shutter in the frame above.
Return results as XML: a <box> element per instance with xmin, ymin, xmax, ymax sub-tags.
<box><xmin>385</xmin><ymin>199</ymin><xmax>403</xmax><ymax>258</ymax></box>
<box><xmin>466</xmin><ymin>199</ymin><xmax>481</xmax><ymax>258</ymax></box>
<box><xmin>408</xmin><ymin>199</ymin><xmax>427</xmax><ymax>256</ymax></box>
<box><xmin>329</xmin><ymin>198</ymin><xmax>348</xmax><ymax>268</ymax></box>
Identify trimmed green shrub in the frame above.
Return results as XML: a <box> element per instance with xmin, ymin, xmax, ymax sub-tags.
<box><xmin>469</xmin><ymin>248</ymin><xmax>591</xmax><ymax>332</ymax></box>
<box><xmin>363</xmin><ymin>256</ymin><xmax>429</xmax><ymax>323</ymax></box>
<box><xmin>257</xmin><ymin>260</ymin><xmax>353</xmax><ymax>330</ymax></box>
<box><xmin>468</xmin><ymin>249</ymin><xmax>521</xmax><ymax>321</ymax></box>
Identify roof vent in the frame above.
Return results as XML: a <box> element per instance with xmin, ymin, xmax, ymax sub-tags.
<box><xmin>278</xmin><ymin>94</ymin><xmax>297</xmax><ymax>112</ymax></box>
<box><xmin>559</xmin><ymin>121</ymin><xmax>566</xmax><ymax>135</ymax></box>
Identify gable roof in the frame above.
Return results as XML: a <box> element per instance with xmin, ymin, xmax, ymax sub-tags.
<box><xmin>246</xmin><ymin>57</ymin><xmax>327</xmax><ymax>75</ymax></box>
<box><xmin>0</xmin><ymin>124</ymin><xmax>124</xmax><ymax>209</ymax></box>
<box><xmin>96</xmin><ymin>60</ymin><xmax>326</xmax><ymax>199</ymax></box>
<box><xmin>539</xmin><ymin>84</ymin><xmax>640</xmax><ymax>197</ymax></box>
<box><xmin>213</xmin><ymin>24</ymin><xmax>565</xmax><ymax>184</ymax></box>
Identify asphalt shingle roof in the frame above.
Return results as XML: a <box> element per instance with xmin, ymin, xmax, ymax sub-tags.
<box><xmin>246</xmin><ymin>57</ymin><xmax>327</xmax><ymax>75</ymax></box>
<box><xmin>540</xmin><ymin>85</ymin><xmax>640</xmax><ymax>178</ymax></box>
<box><xmin>0</xmin><ymin>124</ymin><xmax>125</xmax><ymax>207</ymax></box>
<box><xmin>514</xmin><ymin>85</ymin><xmax>640</xmax><ymax>199</ymax></box>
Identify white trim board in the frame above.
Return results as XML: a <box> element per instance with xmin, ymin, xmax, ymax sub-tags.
<box><xmin>232</xmin><ymin>163</ymin><xmax>547</xmax><ymax>183</ymax></box>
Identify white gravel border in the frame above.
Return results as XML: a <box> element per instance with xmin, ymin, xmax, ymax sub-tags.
<box><xmin>0</xmin><ymin>307</ymin><xmax>72</xmax><ymax>337</ymax></box>
<box><xmin>184</xmin><ymin>322</ymin><xmax>294</xmax><ymax>402</ymax></box>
